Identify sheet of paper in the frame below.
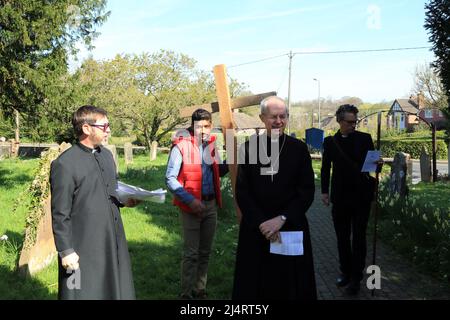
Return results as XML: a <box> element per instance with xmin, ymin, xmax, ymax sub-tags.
<box><xmin>361</xmin><ymin>150</ymin><xmax>381</xmax><ymax>173</ymax></box>
<box><xmin>270</xmin><ymin>231</ymin><xmax>303</xmax><ymax>256</ymax></box>
<box><xmin>116</xmin><ymin>181</ymin><xmax>167</xmax><ymax>203</ymax></box>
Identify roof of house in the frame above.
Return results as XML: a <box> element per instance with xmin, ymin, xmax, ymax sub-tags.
<box><xmin>174</xmin><ymin>111</ymin><xmax>265</xmax><ymax>130</ymax></box>
<box><xmin>212</xmin><ymin>111</ymin><xmax>265</xmax><ymax>129</ymax></box>
<box><xmin>394</xmin><ymin>99</ymin><xmax>420</xmax><ymax>114</ymax></box>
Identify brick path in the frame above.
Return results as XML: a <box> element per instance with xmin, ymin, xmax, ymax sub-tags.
<box><xmin>308</xmin><ymin>189</ymin><xmax>450</xmax><ymax>300</ymax></box>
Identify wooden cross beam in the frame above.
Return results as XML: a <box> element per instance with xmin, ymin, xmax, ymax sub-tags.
<box><xmin>179</xmin><ymin>65</ymin><xmax>276</xmax><ymax>221</ymax></box>
<box><xmin>179</xmin><ymin>91</ymin><xmax>276</xmax><ymax>118</ymax></box>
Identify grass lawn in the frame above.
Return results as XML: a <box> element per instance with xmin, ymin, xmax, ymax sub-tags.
<box><xmin>0</xmin><ymin>153</ymin><xmax>241</xmax><ymax>299</ymax></box>
<box><xmin>0</xmin><ymin>157</ymin><xmax>57</xmax><ymax>299</ymax></box>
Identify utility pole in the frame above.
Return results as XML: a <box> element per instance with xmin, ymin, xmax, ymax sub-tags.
<box><xmin>313</xmin><ymin>78</ymin><xmax>321</xmax><ymax>129</ymax></box>
<box><xmin>287</xmin><ymin>51</ymin><xmax>293</xmax><ymax>134</ymax></box>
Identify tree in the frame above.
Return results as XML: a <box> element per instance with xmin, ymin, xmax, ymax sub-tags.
<box><xmin>424</xmin><ymin>0</ymin><xmax>450</xmax><ymax>112</ymax></box>
<box><xmin>0</xmin><ymin>0</ymin><xmax>109</xmax><ymax>117</ymax></box>
<box><xmin>77</xmin><ymin>50</ymin><xmax>247</xmax><ymax>150</ymax></box>
<box><xmin>413</xmin><ymin>63</ymin><xmax>448</xmax><ymax>110</ymax></box>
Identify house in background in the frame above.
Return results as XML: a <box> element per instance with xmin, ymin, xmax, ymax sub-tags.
<box><xmin>387</xmin><ymin>93</ymin><xmax>447</xmax><ymax>130</ymax></box>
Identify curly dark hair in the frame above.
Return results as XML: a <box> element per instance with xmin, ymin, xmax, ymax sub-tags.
<box><xmin>335</xmin><ymin>104</ymin><xmax>359</xmax><ymax>122</ymax></box>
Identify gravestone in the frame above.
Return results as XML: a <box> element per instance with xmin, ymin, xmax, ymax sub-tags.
<box><xmin>9</xmin><ymin>139</ymin><xmax>19</xmax><ymax>158</ymax></box>
<box><xmin>104</xmin><ymin>144</ymin><xmax>119</xmax><ymax>173</ymax></box>
<box><xmin>18</xmin><ymin>143</ymin><xmax>71</xmax><ymax>275</ymax></box>
<box><xmin>124</xmin><ymin>142</ymin><xmax>133</xmax><ymax>166</ymax></box>
<box><xmin>150</xmin><ymin>141</ymin><xmax>158</xmax><ymax>161</ymax></box>
<box><xmin>389</xmin><ymin>152</ymin><xmax>410</xmax><ymax>197</ymax></box>
<box><xmin>419</xmin><ymin>147</ymin><xmax>431</xmax><ymax>182</ymax></box>
<box><xmin>0</xmin><ymin>140</ymin><xmax>10</xmax><ymax>159</ymax></box>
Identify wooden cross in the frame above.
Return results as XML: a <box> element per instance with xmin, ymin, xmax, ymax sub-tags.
<box><xmin>180</xmin><ymin>64</ymin><xmax>276</xmax><ymax>221</ymax></box>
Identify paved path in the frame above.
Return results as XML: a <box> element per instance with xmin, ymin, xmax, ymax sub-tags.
<box><xmin>308</xmin><ymin>189</ymin><xmax>450</xmax><ymax>300</ymax></box>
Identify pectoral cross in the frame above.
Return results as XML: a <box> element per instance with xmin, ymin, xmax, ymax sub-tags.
<box><xmin>261</xmin><ymin>166</ymin><xmax>278</xmax><ymax>182</ymax></box>
<box><xmin>267</xmin><ymin>167</ymin><xmax>278</xmax><ymax>182</ymax></box>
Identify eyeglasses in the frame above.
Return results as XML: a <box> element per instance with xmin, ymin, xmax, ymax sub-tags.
<box><xmin>89</xmin><ymin>123</ymin><xmax>110</xmax><ymax>132</ymax></box>
<box><xmin>342</xmin><ymin>119</ymin><xmax>358</xmax><ymax>125</ymax></box>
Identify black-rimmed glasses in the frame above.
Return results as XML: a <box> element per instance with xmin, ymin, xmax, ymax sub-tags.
<box><xmin>89</xmin><ymin>123</ymin><xmax>110</xmax><ymax>132</ymax></box>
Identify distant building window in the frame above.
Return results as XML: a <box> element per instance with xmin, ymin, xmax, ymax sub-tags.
<box><xmin>425</xmin><ymin>109</ymin><xmax>433</xmax><ymax>118</ymax></box>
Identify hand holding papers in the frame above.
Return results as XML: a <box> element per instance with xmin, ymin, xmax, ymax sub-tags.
<box><xmin>116</xmin><ymin>181</ymin><xmax>167</xmax><ymax>204</ymax></box>
<box><xmin>270</xmin><ymin>231</ymin><xmax>304</xmax><ymax>256</ymax></box>
<box><xmin>361</xmin><ymin>150</ymin><xmax>381</xmax><ymax>173</ymax></box>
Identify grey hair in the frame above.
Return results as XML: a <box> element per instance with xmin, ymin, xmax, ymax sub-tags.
<box><xmin>335</xmin><ymin>104</ymin><xmax>359</xmax><ymax>122</ymax></box>
<box><xmin>260</xmin><ymin>96</ymin><xmax>288</xmax><ymax>115</ymax></box>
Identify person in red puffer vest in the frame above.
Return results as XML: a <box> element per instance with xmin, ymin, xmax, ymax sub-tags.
<box><xmin>165</xmin><ymin>108</ymin><xmax>228</xmax><ymax>299</ymax></box>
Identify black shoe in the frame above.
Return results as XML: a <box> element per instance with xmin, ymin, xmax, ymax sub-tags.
<box><xmin>335</xmin><ymin>274</ymin><xmax>351</xmax><ymax>287</ymax></box>
<box><xmin>345</xmin><ymin>280</ymin><xmax>361</xmax><ymax>296</ymax></box>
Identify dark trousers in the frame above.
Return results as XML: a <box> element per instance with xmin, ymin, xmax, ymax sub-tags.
<box><xmin>331</xmin><ymin>202</ymin><xmax>371</xmax><ymax>282</ymax></box>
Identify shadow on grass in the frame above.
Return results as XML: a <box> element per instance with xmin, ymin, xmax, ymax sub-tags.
<box><xmin>119</xmin><ymin>156</ymin><xmax>237</xmax><ymax>299</ymax></box>
<box><xmin>0</xmin><ymin>231</ymin><xmax>55</xmax><ymax>300</ymax></box>
<box><xmin>126</xmin><ymin>186</ymin><xmax>238</xmax><ymax>300</ymax></box>
<box><xmin>0</xmin><ymin>168</ymin><xmax>35</xmax><ymax>189</ymax></box>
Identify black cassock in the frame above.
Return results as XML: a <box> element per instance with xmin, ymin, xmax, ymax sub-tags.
<box><xmin>50</xmin><ymin>143</ymin><xmax>135</xmax><ymax>300</ymax></box>
<box><xmin>232</xmin><ymin>134</ymin><xmax>317</xmax><ymax>300</ymax></box>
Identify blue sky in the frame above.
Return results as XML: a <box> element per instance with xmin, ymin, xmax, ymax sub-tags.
<box><xmin>73</xmin><ymin>0</ymin><xmax>435</xmax><ymax>103</ymax></box>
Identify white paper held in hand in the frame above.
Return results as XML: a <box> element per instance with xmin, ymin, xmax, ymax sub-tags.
<box><xmin>116</xmin><ymin>181</ymin><xmax>167</xmax><ymax>204</ymax></box>
<box><xmin>270</xmin><ymin>231</ymin><xmax>303</xmax><ymax>256</ymax></box>
<box><xmin>361</xmin><ymin>150</ymin><xmax>381</xmax><ymax>173</ymax></box>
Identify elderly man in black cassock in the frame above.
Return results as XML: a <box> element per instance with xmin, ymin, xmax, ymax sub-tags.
<box><xmin>232</xmin><ymin>96</ymin><xmax>317</xmax><ymax>300</ymax></box>
<box><xmin>50</xmin><ymin>105</ymin><xmax>138</xmax><ymax>299</ymax></box>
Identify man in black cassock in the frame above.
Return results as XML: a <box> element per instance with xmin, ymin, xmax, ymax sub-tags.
<box><xmin>321</xmin><ymin>104</ymin><xmax>381</xmax><ymax>295</ymax></box>
<box><xmin>232</xmin><ymin>96</ymin><xmax>317</xmax><ymax>300</ymax></box>
<box><xmin>50</xmin><ymin>105</ymin><xmax>138</xmax><ymax>299</ymax></box>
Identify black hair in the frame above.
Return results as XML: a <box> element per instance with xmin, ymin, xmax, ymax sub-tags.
<box><xmin>191</xmin><ymin>108</ymin><xmax>212</xmax><ymax>128</ymax></box>
<box><xmin>335</xmin><ymin>104</ymin><xmax>359</xmax><ymax>122</ymax></box>
<box><xmin>72</xmin><ymin>105</ymin><xmax>107</xmax><ymax>137</ymax></box>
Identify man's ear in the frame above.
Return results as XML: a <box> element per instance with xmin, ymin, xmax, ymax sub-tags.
<box><xmin>81</xmin><ymin>123</ymin><xmax>91</xmax><ymax>136</ymax></box>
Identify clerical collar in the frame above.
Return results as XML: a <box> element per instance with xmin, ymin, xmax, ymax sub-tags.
<box><xmin>265</xmin><ymin>133</ymin><xmax>286</xmax><ymax>142</ymax></box>
<box><xmin>77</xmin><ymin>142</ymin><xmax>101</xmax><ymax>153</ymax></box>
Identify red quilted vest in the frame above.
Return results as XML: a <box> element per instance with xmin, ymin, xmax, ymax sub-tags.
<box><xmin>172</xmin><ymin>133</ymin><xmax>222</xmax><ymax>213</ymax></box>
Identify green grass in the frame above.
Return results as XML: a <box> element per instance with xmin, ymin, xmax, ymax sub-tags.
<box><xmin>1</xmin><ymin>153</ymin><xmax>448</xmax><ymax>298</ymax></box>
<box><xmin>0</xmin><ymin>157</ymin><xmax>58</xmax><ymax>298</ymax></box>
<box><xmin>117</xmin><ymin>153</ymin><xmax>239</xmax><ymax>299</ymax></box>
<box><xmin>109</xmin><ymin>135</ymin><xmax>137</xmax><ymax>146</ymax></box>
<box><xmin>0</xmin><ymin>153</ymin><xmax>240</xmax><ymax>299</ymax></box>
<box><xmin>376</xmin><ymin>179</ymin><xmax>450</xmax><ymax>282</ymax></box>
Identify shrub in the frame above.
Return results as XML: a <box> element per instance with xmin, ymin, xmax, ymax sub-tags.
<box><xmin>380</xmin><ymin>139</ymin><xmax>448</xmax><ymax>159</ymax></box>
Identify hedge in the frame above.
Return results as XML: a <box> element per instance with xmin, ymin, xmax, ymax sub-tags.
<box><xmin>380</xmin><ymin>139</ymin><xmax>448</xmax><ymax>159</ymax></box>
